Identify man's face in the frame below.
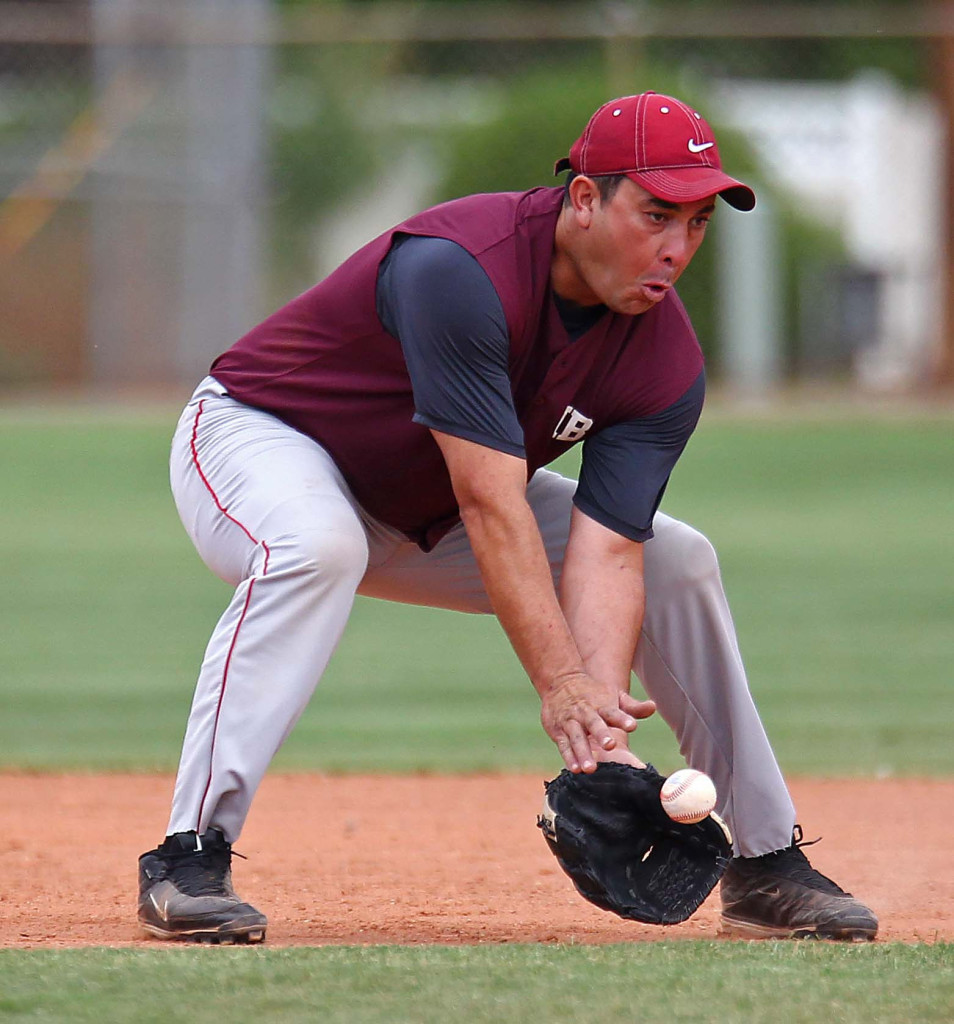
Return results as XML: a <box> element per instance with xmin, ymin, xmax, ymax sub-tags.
<box><xmin>556</xmin><ymin>177</ymin><xmax>715</xmax><ymax>315</ymax></box>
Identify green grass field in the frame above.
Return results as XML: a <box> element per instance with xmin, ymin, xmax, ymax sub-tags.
<box><xmin>1</xmin><ymin>406</ymin><xmax>951</xmax><ymax>775</ymax></box>
<box><xmin>1</xmin><ymin>943</ymin><xmax>952</xmax><ymax>1023</ymax></box>
<box><xmin>1</xmin><ymin>403</ymin><xmax>952</xmax><ymax>1021</ymax></box>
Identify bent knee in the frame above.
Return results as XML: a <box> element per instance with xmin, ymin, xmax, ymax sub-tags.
<box><xmin>647</xmin><ymin>520</ymin><xmax>721</xmax><ymax>591</ymax></box>
<box><xmin>261</xmin><ymin>523</ymin><xmax>369</xmax><ymax>586</ymax></box>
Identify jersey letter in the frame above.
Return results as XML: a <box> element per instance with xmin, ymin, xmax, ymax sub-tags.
<box><xmin>553</xmin><ymin>406</ymin><xmax>594</xmax><ymax>442</ymax></box>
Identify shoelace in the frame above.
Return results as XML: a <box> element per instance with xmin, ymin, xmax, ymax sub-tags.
<box><xmin>170</xmin><ymin>848</ymin><xmax>242</xmax><ymax>898</ymax></box>
<box><xmin>767</xmin><ymin>825</ymin><xmax>848</xmax><ymax>895</ymax></box>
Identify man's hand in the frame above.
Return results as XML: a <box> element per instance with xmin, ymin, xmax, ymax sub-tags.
<box><xmin>540</xmin><ymin>671</ymin><xmax>656</xmax><ymax>773</ymax></box>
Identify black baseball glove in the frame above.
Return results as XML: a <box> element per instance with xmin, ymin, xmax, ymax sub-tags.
<box><xmin>537</xmin><ymin>762</ymin><xmax>733</xmax><ymax>925</ymax></box>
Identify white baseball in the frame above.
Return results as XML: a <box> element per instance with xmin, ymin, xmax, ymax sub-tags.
<box><xmin>660</xmin><ymin>769</ymin><xmax>717</xmax><ymax>824</ymax></box>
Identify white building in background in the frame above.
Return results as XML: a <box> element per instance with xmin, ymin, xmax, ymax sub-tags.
<box><xmin>716</xmin><ymin>73</ymin><xmax>946</xmax><ymax>390</ymax></box>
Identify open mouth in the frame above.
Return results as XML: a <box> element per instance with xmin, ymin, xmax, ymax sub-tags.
<box><xmin>640</xmin><ymin>282</ymin><xmax>670</xmax><ymax>302</ymax></box>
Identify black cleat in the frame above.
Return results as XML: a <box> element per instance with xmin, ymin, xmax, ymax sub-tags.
<box><xmin>138</xmin><ymin>829</ymin><xmax>267</xmax><ymax>943</ymax></box>
<box><xmin>720</xmin><ymin>826</ymin><xmax>878</xmax><ymax>941</ymax></box>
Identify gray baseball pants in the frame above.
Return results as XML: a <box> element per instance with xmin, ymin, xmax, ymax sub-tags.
<box><xmin>167</xmin><ymin>378</ymin><xmax>796</xmax><ymax>857</ymax></box>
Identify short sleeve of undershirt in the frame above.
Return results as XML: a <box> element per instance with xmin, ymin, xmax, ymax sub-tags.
<box><xmin>376</xmin><ymin>234</ymin><xmax>525</xmax><ymax>457</ymax></box>
<box><xmin>574</xmin><ymin>370</ymin><xmax>705</xmax><ymax>543</ymax></box>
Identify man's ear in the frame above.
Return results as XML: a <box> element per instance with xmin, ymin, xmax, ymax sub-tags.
<box><xmin>568</xmin><ymin>175</ymin><xmax>599</xmax><ymax>227</ymax></box>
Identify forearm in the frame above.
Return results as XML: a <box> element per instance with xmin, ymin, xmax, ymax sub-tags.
<box><xmin>459</xmin><ymin>491</ymin><xmax>585</xmax><ymax>697</ymax></box>
<box><xmin>432</xmin><ymin>431</ymin><xmax>650</xmax><ymax>772</ymax></box>
<box><xmin>560</xmin><ymin>506</ymin><xmax>646</xmax><ymax>725</ymax></box>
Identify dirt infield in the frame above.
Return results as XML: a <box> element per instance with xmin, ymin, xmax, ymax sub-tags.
<box><xmin>1</xmin><ymin>773</ymin><xmax>951</xmax><ymax>947</ymax></box>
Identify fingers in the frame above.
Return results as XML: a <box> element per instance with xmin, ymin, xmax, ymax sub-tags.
<box><xmin>579</xmin><ymin>703</ymin><xmax>624</xmax><ymax>761</ymax></box>
<box><xmin>599</xmin><ymin>705</ymin><xmax>638</xmax><ymax>733</ymax></box>
<box><xmin>554</xmin><ymin>734</ymin><xmax>579</xmax><ymax>773</ymax></box>
<box><xmin>597</xmin><ymin>696</ymin><xmax>654</xmax><ymax>734</ymax></box>
<box><xmin>619</xmin><ymin>694</ymin><xmax>656</xmax><ymax>719</ymax></box>
<box><xmin>546</xmin><ymin>686</ymin><xmax>656</xmax><ymax>774</ymax></box>
<box><xmin>556</xmin><ymin>720</ymin><xmax>597</xmax><ymax>774</ymax></box>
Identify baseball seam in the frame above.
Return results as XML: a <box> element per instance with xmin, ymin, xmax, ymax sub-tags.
<box><xmin>662</xmin><ymin>775</ymin><xmax>700</xmax><ymax>801</ymax></box>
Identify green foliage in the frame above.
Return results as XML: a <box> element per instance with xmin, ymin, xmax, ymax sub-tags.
<box><xmin>643</xmin><ymin>0</ymin><xmax>927</xmax><ymax>89</ymax></box>
<box><xmin>268</xmin><ymin>43</ymin><xmax>392</xmax><ymax>286</ymax></box>
<box><xmin>262</xmin><ymin>15</ymin><xmax>921</xmax><ymax>372</ymax></box>
<box><xmin>0</xmin><ymin>409</ymin><xmax>951</xmax><ymax>776</ymax></box>
<box><xmin>432</xmin><ymin>58</ymin><xmax>842</xmax><ymax>369</ymax></box>
<box><xmin>435</xmin><ymin>60</ymin><xmax>746</xmax><ymax>200</ymax></box>
<box><xmin>1</xmin><ymin>943</ymin><xmax>953</xmax><ymax>1023</ymax></box>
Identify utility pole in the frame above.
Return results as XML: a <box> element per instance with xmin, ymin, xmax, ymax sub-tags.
<box><xmin>90</xmin><ymin>0</ymin><xmax>267</xmax><ymax>386</ymax></box>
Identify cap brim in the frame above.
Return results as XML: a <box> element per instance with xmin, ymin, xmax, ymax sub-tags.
<box><xmin>628</xmin><ymin>167</ymin><xmax>756</xmax><ymax>211</ymax></box>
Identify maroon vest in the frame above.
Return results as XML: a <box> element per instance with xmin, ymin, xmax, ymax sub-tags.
<box><xmin>212</xmin><ymin>187</ymin><xmax>702</xmax><ymax>550</ymax></box>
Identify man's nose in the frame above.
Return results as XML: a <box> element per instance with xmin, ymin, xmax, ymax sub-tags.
<box><xmin>659</xmin><ymin>227</ymin><xmax>692</xmax><ymax>269</ymax></box>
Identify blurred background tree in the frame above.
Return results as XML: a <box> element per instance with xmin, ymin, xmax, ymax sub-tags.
<box><xmin>267</xmin><ymin>0</ymin><xmax>905</xmax><ymax>372</ymax></box>
<box><xmin>0</xmin><ymin>0</ymin><xmax>941</xmax><ymax>387</ymax></box>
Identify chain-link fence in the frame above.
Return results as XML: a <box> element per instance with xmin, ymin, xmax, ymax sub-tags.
<box><xmin>0</xmin><ymin>0</ymin><xmax>950</xmax><ymax>391</ymax></box>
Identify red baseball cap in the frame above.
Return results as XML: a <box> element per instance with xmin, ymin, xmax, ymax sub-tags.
<box><xmin>555</xmin><ymin>92</ymin><xmax>756</xmax><ymax>211</ymax></box>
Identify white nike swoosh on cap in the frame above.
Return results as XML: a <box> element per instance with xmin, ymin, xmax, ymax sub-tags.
<box><xmin>687</xmin><ymin>139</ymin><xmax>715</xmax><ymax>153</ymax></box>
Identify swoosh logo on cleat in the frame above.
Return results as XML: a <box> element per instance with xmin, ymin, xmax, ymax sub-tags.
<box><xmin>149</xmin><ymin>893</ymin><xmax>170</xmax><ymax>922</ymax></box>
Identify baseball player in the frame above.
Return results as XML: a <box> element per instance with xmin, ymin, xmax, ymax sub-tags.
<box><xmin>138</xmin><ymin>92</ymin><xmax>877</xmax><ymax>944</ymax></box>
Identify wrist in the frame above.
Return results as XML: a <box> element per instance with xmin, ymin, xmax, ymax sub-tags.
<box><xmin>536</xmin><ymin>666</ymin><xmax>588</xmax><ymax>698</ymax></box>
